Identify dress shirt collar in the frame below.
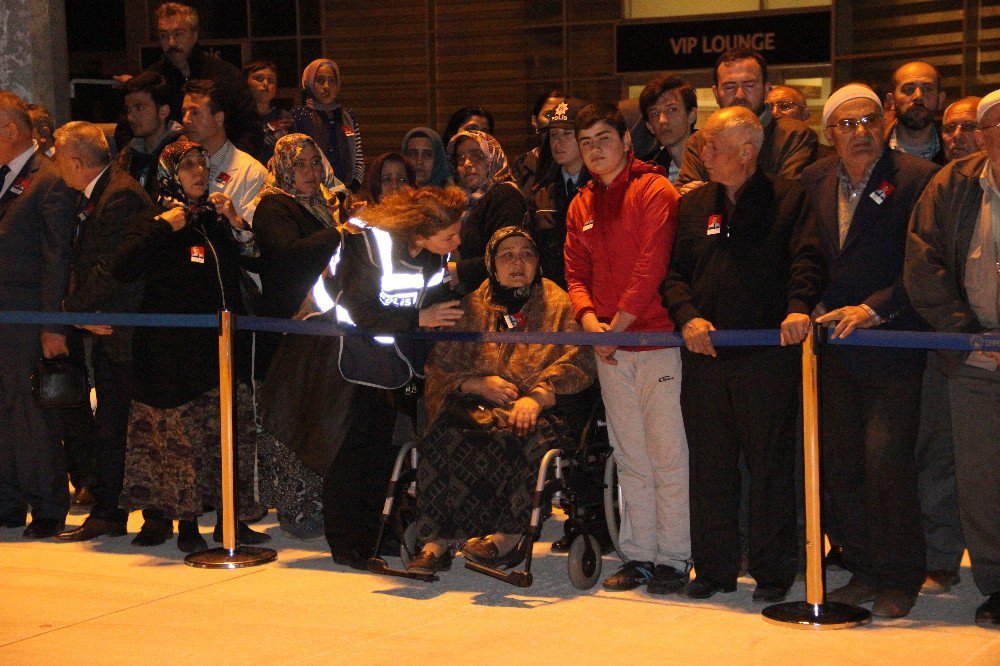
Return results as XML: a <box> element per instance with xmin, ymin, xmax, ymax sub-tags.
<box><xmin>83</xmin><ymin>165</ymin><xmax>111</xmax><ymax>199</ymax></box>
<box><xmin>0</xmin><ymin>141</ymin><xmax>38</xmax><ymax>198</ymax></box>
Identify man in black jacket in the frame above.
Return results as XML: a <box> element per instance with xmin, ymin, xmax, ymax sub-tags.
<box><xmin>0</xmin><ymin>91</ymin><xmax>76</xmax><ymax>539</ymax></box>
<box><xmin>803</xmin><ymin>83</ymin><xmax>939</xmax><ymax>618</ymax></box>
<box><xmin>51</xmin><ymin>122</ymin><xmax>151</xmax><ymax>543</ymax></box>
<box><xmin>117</xmin><ymin>71</ymin><xmax>183</xmax><ymax>199</ymax></box>
<box><xmin>661</xmin><ymin>106</ymin><xmax>823</xmax><ymax>603</ymax></box>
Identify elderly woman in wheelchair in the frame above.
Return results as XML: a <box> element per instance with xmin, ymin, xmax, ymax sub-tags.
<box><xmin>401</xmin><ymin>226</ymin><xmax>596</xmax><ymax>576</ymax></box>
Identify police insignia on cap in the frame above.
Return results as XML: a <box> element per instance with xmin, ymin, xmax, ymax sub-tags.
<box><xmin>552</xmin><ymin>101</ymin><xmax>569</xmax><ymax>123</ymax></box>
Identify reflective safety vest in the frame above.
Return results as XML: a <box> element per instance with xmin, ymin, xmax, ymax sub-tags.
<box><xmin>310</xmin><ymin>225</ymin><xmax>448</xmax><ymax>388</ymax></box>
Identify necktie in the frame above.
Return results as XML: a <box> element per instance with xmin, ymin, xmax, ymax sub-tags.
<box><xmin>0</xmin><ymin>164</ymin><xmax>10</xmax><ymax>194</ymax></box>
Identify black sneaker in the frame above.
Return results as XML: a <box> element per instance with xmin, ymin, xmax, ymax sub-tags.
<box><xmin>647</xmin><ymin>564</ymin><xmax>689</xmax><ymax>595</ymax></box>
<box><xmin>602</xmin><ymin>560</ymin><xmax>655</xmax><ymax>591</ymax></box>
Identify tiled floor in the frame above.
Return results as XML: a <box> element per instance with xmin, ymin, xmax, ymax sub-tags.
<box><xmin>1</xmin><ymin>511</ymin><xmax>998</xmax><ymax>665</ymax></box>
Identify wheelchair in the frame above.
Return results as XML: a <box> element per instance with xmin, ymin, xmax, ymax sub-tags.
<box><xmin>367</xmin><ymin>393</ymin><xmax>626</xmax><ymax>590</ymax></box>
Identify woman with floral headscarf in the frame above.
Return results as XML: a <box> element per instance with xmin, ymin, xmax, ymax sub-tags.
<box><xmin>404</xmin><ymin>226</ymin><xmax>595</xmax><ymax>576</ymax></box>
<box><xmin>250</xmin><ymin>133</ymin><xmax>345</xmax><ymax>538</ymax></box>
<box><xmin>112</xmin><ymin>139</ymin><xmax>269</xmax><ymax>552</ymax></box>
<box><xmin>291</xmin><ymin>58</ymin><xmax>364</xmax><ymax>192</ymax></box>
<box><xmin>446</xmin><ymin>129</ymin><xmax>528</xmax><ymax>293</ymax></box>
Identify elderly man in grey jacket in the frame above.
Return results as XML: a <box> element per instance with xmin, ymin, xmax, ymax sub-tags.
<box><xmin>905</xmin><ymin>91</ymin><xmax>1000</xmax><ymax>626</ymax></box>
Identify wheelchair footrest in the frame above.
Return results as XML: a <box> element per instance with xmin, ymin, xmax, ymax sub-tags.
<box><xmin>464</xmin><ymin>559</ymin><xmax>533</xmax><ymax>588</ymax></box>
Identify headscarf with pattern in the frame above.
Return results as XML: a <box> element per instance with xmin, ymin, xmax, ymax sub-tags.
<box><xmin>156</xmin><ymin>139</ymin><xmax>211</xmax><ymax>214</ymax></box>
<box><xmin>446</xmin><ymin>130</ymin><xmax>514</xmax><ymax>223</ymax></box>
<box><xmin>301</xmin><ymin>58</ymin><xmax>340</xmax><ymax>112</ymax></box>
<box><xmin>251</xmin><ymin>133</ymin><xmax>342</xmax><ymax>228</ymax></box>
<box><xmin>484</xmin><ymin>225</ymin><xmax>542</xmax><ymax>316</ymax></box>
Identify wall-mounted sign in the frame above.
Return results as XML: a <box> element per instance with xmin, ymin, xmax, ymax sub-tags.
<box><xmin>617</xmin><ymin>10</ymin><xmax>831</xmax><ymax>73</ymax></box>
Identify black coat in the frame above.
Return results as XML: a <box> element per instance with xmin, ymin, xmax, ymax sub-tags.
<box><xmin>63</xmin><ymin>167</ymin><xmax>151</xmax><ymax>363</ymax></box>
<box><xmin>661</xmin><ymin>170</ymin><xmax>825</xmax><ymax>359</ymax></box>
<box><xmin>112</xmin><ymin>206</ymin><xmax>252</xmax><ymax>407</ymax></box>
<box><xmin>455</xmin><ymin>181</ymin><xmax>527</xmax><ymax>292</ymax></box>
<box><xmin>527</xmin><ymin>167</ymin><xmax>591</xmax><ymax>290</ymax></box>
<box><xmin>0</xmin><ymin>148</ymin><xmax>75</xmax><ymax>328</ymax></box>
<box><xmin>800</xmin><ymin>147</ymin><xmax>939</xmax><ymax>375</ymax></box>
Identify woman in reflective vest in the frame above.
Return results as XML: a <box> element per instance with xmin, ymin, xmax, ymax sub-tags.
<box><xmin>305</xmin><ymin>185</ymin><xmax>467</xmax><ymax>568</ymax></box>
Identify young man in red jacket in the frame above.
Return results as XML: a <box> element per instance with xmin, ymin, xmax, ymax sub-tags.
<box><xmin>564</xmin><ymin>102</ymin><xmax>691</xmax><ymax>593</ymax></box>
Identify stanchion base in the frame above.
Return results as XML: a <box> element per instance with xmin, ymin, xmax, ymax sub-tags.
<box><xmin>762</xmin><ymin>601</ymin><xmax>872</xmax><ymax>630</ymax></box>
<box><xmin>184</xmin><ymin>546</ymin><xmax>277</xmax><ymax>569</ymax></box>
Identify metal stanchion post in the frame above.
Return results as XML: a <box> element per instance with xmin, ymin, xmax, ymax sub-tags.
<box><xmin>762</xmin><ymin>326</ymin><xmax>870</xmax><ymax>629</ymax></box>
<box><xmin>186</xmin><ymin>310</ymin><xmax>277</xmax><ymax>569</ymax></box>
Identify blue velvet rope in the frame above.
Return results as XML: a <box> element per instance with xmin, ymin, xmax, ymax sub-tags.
<box><xmin>2</xmin><ymin>311</ymin><xmax>998</xmax><ymax>352</ymax></box>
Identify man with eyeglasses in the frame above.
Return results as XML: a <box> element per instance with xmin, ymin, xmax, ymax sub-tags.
<box><xmin>767</xmin><ymin>86</ymin><xmax>810</xmax><ymax>123</ymax></box>
<box><xmin>886</xmin><ymin>62</ymin><xmax>948</xmax><ymax>165</ymax></box>
<box><xmin>905</xmin><ymin>90</ymin><xmax>1000</xmax><ymax>626</ymax></box>
<box><xmin>801</xmin><ymin>84</ymin><xmax>940</xmax><ymax>618</ymax></box>
<box><xmin>941</xmin><ymin>97</ymin><xmax>982</xmax><ymax>163</ymax></box>
<box><xmin>676</xmin><ymin>48</ymin><xmax>817</xmax><ymax>193</ymax></box>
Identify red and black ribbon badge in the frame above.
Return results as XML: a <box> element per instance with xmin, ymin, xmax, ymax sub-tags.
<box><xmin>8</xmin><ymin>176</ymin><xmax>31</xmax><ymax>196</ymax></box>
<box><xmin>502</xmin><ymin>311</ymin><xmax>527</xmax><ymax>331</ymax></box>
<box><xmin>869</xmin><ymin>180</ymin><xmax>895</xmax><ymax>205</ymax></box>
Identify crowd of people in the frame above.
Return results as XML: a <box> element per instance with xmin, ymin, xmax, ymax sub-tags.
<box><xmin>0</xmin><ymin>1</ymin><xmax>997</xmax><ymax>628</ymax></box>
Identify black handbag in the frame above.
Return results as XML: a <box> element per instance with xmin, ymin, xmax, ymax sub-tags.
<box><xmin>31</xmin><ymin>355</ymin><xmax>90</xmax><ymax>409</ymax></box>
<box><xmin>443</xmin><ymin>392</ymin><xmax>509</xmax><ymax>430</ymax></box>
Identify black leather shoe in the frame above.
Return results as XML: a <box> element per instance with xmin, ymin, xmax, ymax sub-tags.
<box><xmin>131</xmin><ymin>518</ymin><xmax>174</xmax><ymax>547</ymax></box>
<box><xmin>22</xmin><ymin>518</ymin><xmax>66</xmax><ymax>539</ymax></box>
<box><xmin>823</xmin><ymin>544</ymin><xmax>847</xmax><ymax>570</ymax></box>
<box><xmin>753</xmin><ymin>582</ymin><xmax>791</xmax><ymax>603</ymax></box>
<box><xmin>56</xmin><ymin>516</ymin><xmax>126</xmax><ymax>541</ymax></box>
<box><xmin>551</xmin><ymin>535</ymin><xmax>572</xmax><ymax>553</ymax></box>
<box><xmin>463</xmin><ymin>535</ymin><xmax>525</xmax><ymax>569</ymax></box>
<box><xmin>406</xmin><ymin>548</ymin><xmax>453</xmax><ymax>575</ymax></box>
<box><xmin>602</xmin><ymin>561</ymin><xmax>656</xmax><ymax>591</ymax></box>
<box><xmin>679</xmin><ymin>577</ymin><xmax>737</xmax><ymax>599</ymax></box>
<box><xmin>647</xmin><ymin>564</ymin><xmax>690</xmax><ymax>595</ymax></box>
<box><xmin>331</xmin><ymin>550</ymin><xmax>369</xmax><ymax>571</ymax></box>
<box><xmin>976</xmin><ymin>592</ymin><xmax>1000</xmax><ymax>625</ymax></box>
<box><xmin>177</xmin><ymin>520</ymin><xmax>208</xmax><ymax>553</ymax></box>
<box><xmin>213</xmin><ymin>521</ymin><xmax>271</xmax><ymax>545</ymax></box>
<box><xmin>0</xmin><ymin>515</ymin><xmax>27</xmax><ymax>529</ymax></box>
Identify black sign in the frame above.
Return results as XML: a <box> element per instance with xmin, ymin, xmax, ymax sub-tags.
<box><xmin>617</xmin><ymin>10</ymin><xmax>831</xmax><ymax>73</ymax></box>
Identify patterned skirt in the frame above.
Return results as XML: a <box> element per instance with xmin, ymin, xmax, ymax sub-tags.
<box><xmin>119</xmin><ymin>384</ymin><xmax>256</xmax><ymax>520</ymax></box>
<box><xmin>414</xmin><ymin>410</ymin><xmax>565</xmax><ymax>546</ymax></box>
<box><xmin>256</xmin><ymin>427</ymin><xmax>323</xmax><ymax>526</ymax></box>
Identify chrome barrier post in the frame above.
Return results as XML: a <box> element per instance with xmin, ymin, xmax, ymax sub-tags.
<box><xmin>762</xmin><ymin>325</ymin><xmax>870</xmax><ymax>629</ymax></box>
<box><xmin>186</xmin><ymin>310</ymin><xmax>276</xmax><ymax>569</ymax></box>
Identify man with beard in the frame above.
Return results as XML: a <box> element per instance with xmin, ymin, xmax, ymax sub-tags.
<box><xmin>676</xmin><ymin>49</ymin><xmax>817</xmax><ymax>191</ymax></box>
<box><xmin>941</xmin><ymin>97</ymin><xmax>982</xmax><ymax>162</ymax></box>
<box><xmin>886</xmin><ymin>62</ymin><xmax>947</xmax><ymax>165</ymax></box>
<box><xmin>802</xmin><ymin>83</ymin><xmax>939</xmax><ymax>618</ymax></box>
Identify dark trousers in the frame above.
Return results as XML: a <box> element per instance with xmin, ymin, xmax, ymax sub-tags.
<box><xmin>819</xmin><ymin>350</ymin><xmax>926</xmax><ymax>594</ymax></box>
<box><xmin>62</xmin><ymin>333</ymin><xmax>96</xmax><ymax>492</ymax></box>
<box><xmin>87</xmin><ymin>339</ymin><xmax>134</xmax><ymax>523</ymax></box>
<box><xmin>948</xmin><ymin>361</ymin><xmax>1000</xmax><ymax>595</ymax></box>
<box><xmin>683</xmin><ymin>348</ymin><xmax>799</xmax><ymax>588</ymax></box>
<box><xmin>323</xmin><ymin>385</ymin><xmax>399</xmax><ymax>558</ymax></box>
<box><xmin>0</xmin><ymin>325</ymin><xmax>69</xmax><ymax>521</ymax></box>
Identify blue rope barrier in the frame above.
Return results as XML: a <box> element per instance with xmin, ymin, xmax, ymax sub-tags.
<box><xmin>1</xmin><ymin>311</ymin><xmax>997</xmax><ymax>352</ymax></box>
<box><xmin>0</xmin><ymin>311</ymin><xmax>218</xmax><ymax>328</ymax></box>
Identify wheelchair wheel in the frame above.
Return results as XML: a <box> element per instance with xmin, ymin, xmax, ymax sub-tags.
<box><xmin>603</xmin><ymin>454</ymin><xmax>627</xmax><ymax>562</ymax></box>
<box><xmin>399</xmin><ymin>522</ymin><xmax>418</xmax><ymax>567</ymax></box>
<box><xmin>567</xmin><ymin>533</ymin><xmax>603</xmax><ymax>590</ymax></box>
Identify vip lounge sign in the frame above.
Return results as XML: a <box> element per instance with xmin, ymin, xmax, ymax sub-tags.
<box><xmin>616</xmin><ymin>10</ymin><xmax>831</xmax><ymax>73</ymax></box>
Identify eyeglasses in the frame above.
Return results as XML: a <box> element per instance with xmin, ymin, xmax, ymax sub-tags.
<box><xmin>942</xmin><ymin>121</ymin><xmax>979</xmax><ymax>134</ymax></box>
<box><xmin>978</xmin><ymin>121</ymin><xmax>1000</xmax><ymax>132</ymax></box>
<box><xmin>827</xmin><ymin>113</ymin><xmax>883</xmax><ymax>134</ymax></box>
<box><xmin>773</xmin><ymin>100</ymin><xmax>803</xmax><ymax>112</ymax></box>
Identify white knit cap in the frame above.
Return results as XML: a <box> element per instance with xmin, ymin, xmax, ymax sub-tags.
<box><xmin>977</xmin><ymin>89</ymin><xmax>1000</xmax><ymax>122</ymax></box>
<box><xmin>822</xmin><ymin>84</ymin><xmax>883</xmax><ymax>126</ymax></box>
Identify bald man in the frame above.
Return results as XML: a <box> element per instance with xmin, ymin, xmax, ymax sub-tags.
<box><xmin>886</xmin><ymin>61</ymin><xmax>948</xmax><ymax>164</ymax></box>
<box><xmin>662</xmin><ymin>106</ymin><xmax>823</xmax><ymax>603</ymax></box>
<box><xmin>941</xmin><ymin>96</ymin><xmax>982</xmax><ymax>162</ymax></box>
<box><xmin>767</xmin><ymin>85</ymin><xmax>810</xmax><ymax>123</ymax></box>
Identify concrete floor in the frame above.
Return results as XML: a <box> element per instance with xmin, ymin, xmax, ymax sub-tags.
<box><xmin>1</xmin><ymin>510</ymin><xmax>998</xmax><ymax>665</ymax></box>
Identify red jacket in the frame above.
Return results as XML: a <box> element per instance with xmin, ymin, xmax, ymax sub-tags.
<box><xmin>565</xmin><ymin>157</ymin><xmax>679</xmax><ymax>339</ymax></box>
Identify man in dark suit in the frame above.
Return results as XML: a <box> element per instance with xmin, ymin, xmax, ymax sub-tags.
<box><xmin>50</xmin><ymin>122</ymin><xmax>151</xmax><ymax>543</ymax></box>
<box><xmin>0</xmin><ymin>91</ymin><xmax>76</xmax><ymax>539</ymax></box>
<box><xmin>801</xmin><ymin>84</ymin><xmax>939</xmax><ymax>618</ymax></box>
<box><xmin>661</xmin><ymin>106</ymin><xmax>824</xmax><ymax>603</ymax></box>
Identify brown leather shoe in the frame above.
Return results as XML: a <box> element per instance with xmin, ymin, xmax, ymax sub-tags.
<box><xmin>921</xmin><ymin>570</ymin><xmax>960</xmax><ymax>595</ymax></box>
<box><xmin>872</xmin><ymin>588</ymin><xmax>918</xmax><ymax>618</ymax></box>
<box><xmin>56</xmin><ymin>516</ymin><xmax>127</xmax><ymax>541</ymax></box>
<box><xmin>826</xmin><ymin>576</ymin><xmax>877</xmax><ymax>605</ymax></box>
<box><xmin>975</xmin><ymin>593</ymin><xmax>1000</xmax><ymax>625</ymax></box>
